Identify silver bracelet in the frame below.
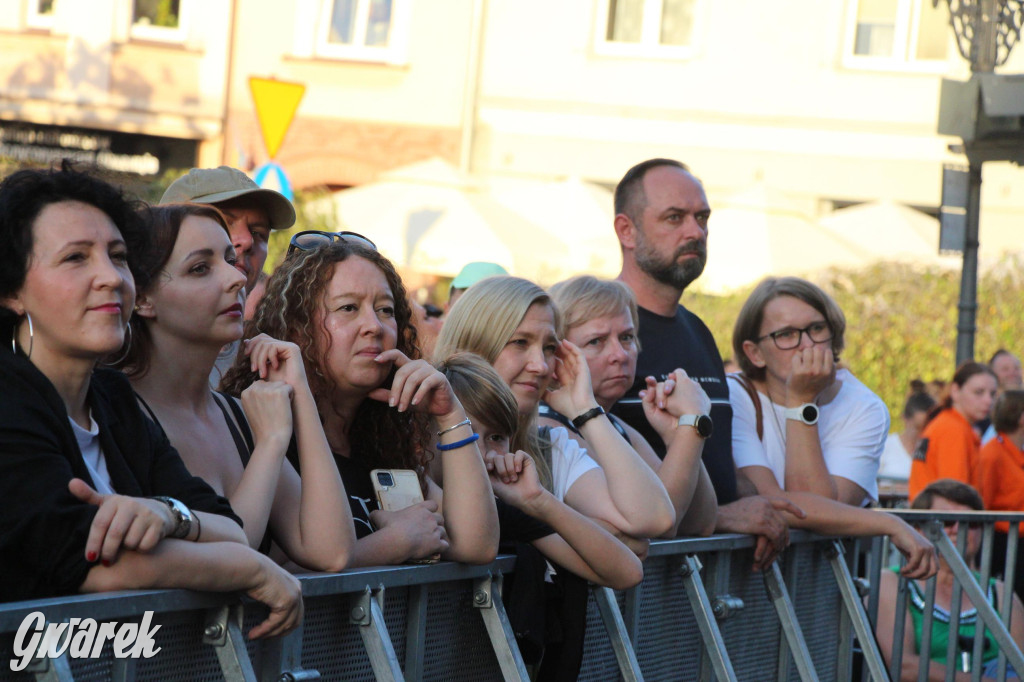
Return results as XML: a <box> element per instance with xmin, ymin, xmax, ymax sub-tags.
<box><xmin>437</xmin><ymin>418</ymin><xmax>472</xmax><ymax>438</ymax></box>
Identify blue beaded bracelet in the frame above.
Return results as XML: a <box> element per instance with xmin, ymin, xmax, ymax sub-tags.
<box><xmin>436</xmin><ymin>432</ymin><xmax>480</xmax><ymax>452</ymax></box>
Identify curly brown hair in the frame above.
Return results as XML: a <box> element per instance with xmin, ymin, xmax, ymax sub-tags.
<box><xmin>219</xmin><ymin>241</ymin><xmax>430</xmax><ymax>479</ymax></box>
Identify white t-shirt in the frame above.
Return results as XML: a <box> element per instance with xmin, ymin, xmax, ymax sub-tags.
<box><xmin>877</xmin><ymin>433</ymin><xmax>912</xmax><ymax>481</ymax></box>
<box><xmin>70</xmin><ymin>414</ymin><xmax>116</xmax><ymax>495</ymax></box>
<box><xmin>729</xmin><ymin>369</ymin><xmax>889</xmax><ymax>503</ymax></box>
<box><xmin>547</xmin><ymin>426</ymin><xmax>601</xmax><ymax>502</ymax></box>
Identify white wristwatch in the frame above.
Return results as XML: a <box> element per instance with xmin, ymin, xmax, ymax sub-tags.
<box><xmin>784</xmin><ymin>403</ymin><xmax>819</xmax><ymax>426</ymax></box>
<box><xmin>677</xmin><ymin>414</ymin><xmax>714</xmax><ymax>439</ymax></box>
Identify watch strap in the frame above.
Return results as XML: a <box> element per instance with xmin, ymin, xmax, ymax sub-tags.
<box><xmin>571</xmin><ymin>406</ymin><xmax>606</xmax><ymax>430</ymax></box>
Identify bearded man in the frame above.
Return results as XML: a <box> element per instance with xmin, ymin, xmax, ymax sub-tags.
<box><xmin>612</xmin><ymin>159</ymin><xmax>802</xmax><ymax>569</ymax></box>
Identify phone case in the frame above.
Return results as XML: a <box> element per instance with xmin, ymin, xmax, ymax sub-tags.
<box><xmin>370</xmin><ymin>469</ymin><xmax>424</xmax><ymax>512</ymax></box>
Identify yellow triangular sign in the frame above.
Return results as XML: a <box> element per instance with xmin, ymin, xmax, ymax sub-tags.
<box><xmin>249</xmin><ymin>77</ymin><xmax>306</xmax><ymax>160</ymax></box>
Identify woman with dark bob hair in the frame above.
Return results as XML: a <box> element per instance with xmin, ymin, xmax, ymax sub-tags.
<box><xmin>118</xmin><ymin>204</ymin><xmax>353</xmax><ymax>571</ymax></box>
<box><xmin>729</xmin><ymin>276</ymin><xmax>937</xmax><ymax>579</ymax></box>
<box><xmin>0</xmin><ymin>164</ymin><xmax>301</xmax><ymax>637</ymax></box>
<box><xmin>220</xmin><ymin>238</ymin><xmax>498</xmax><ymax>566</ymax></box>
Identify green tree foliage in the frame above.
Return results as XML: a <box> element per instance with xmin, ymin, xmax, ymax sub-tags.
<box><xmin>686</xmin><ymin>259</ymin><xmax>1024</xmax><ymax>429</ymax></box>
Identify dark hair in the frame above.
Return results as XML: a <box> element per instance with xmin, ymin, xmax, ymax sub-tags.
<box><xmin>911</xmin><ymin>479</ymin><xmax>984</xmax><ymax>512</ymax></box>
<box><xmin>117</xmin><ymin>204</ymin><xmax>232</xmax><ymax>378</ymax></box>
<box><xmin>219</xmin><ymin>241</ymin><xmax>429</xmax><ymax>479</ymax></box>
<box><xmin>930</xmin><ymin>361</ymin><xmax>997</xmax><ymax>420</ymax></box>
<box><xmin>903</xmin><ymin>391</ymin><xmax>936</xmax><ymax>420</ymax></box>
<box><xmin>989</xmin><ymin>348</ymin><xmax>1013</xmax><ymax>367</ymax></box>
<box><xmin>613</xmin><ymin>158</ymin><xmax>689</xmax><ymax>225</ymax></box>
<box><xmin>0</xmin><ymin>162</ymin><xmax>148</xmax><ymax>338</ymax></box>
<box><xmin>992</xmin><ymin>389</ymin><xmax>1024</xmax><ymax>434</ymax></box>
<box><xmin>732</xmin><ymin>277</ymin><xmax>847</xmax><ymax>381</ymax></box>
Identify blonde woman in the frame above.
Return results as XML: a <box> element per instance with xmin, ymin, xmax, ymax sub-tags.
<box><xmin>547</xmin><ymin>275</ymin><xmax>718</xmax><ymax>537</ymax></box>
<box><xmin>434</xmin><ymin>275</ymin><xmax>675</xmax><ymax>541</ymax></box>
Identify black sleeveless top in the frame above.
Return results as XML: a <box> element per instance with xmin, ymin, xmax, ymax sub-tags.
<box><xmin>136</xmin><ymin>392</ymin><xmax>272</xmax><ymax>555</ymax></box>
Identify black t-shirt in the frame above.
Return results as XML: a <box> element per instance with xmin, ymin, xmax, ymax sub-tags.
<box><xmin>498</xmin><ymin>498</ymin><xmax>555</xmax><ymax>550</ymax></box>
<box><xmin>611</xmin><ymin>305</ymin><xmax>738</xmax><ymax>504</ymax></box>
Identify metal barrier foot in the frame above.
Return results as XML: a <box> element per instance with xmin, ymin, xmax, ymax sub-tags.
<box><xmin>826</xmin><ymin>540</ymin><xmax>892</xmax><ymax>682</ymax></box>
<box><xmin>763</xmin><ymin>562</ymin><xmax>820</xmax><ymax>682</ymax></box>
<box><xmin>679</xmin><ymin>555</ymin><xmax>739</xmax><ymax>682</ymax></box>
<box><xmin>350</xmin><ymin>587</ymin><xmax>404</xmax><ymax>682</ymax></box>
<box><xmin>203</xmin><ymin>604</ymin><xmax>258</xmax><ymax>682</ymax></box>
<box><xmin>592</xmin><ymin>586</ymin><xmax>644</xmax><ymax>682</ymax></box>
<box><xmin>472</xmin><ymin>573</ymin><xmax>529</xmax><ymax>682</ymax></box>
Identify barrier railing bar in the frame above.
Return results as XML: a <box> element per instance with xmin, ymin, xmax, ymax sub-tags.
<box><xmin>996</xmin><ymin>522</ymin><xmax>1020</xmax><ymax>682</ymax></box>
<box><xmin>299</xmin><ymin>558</ymin><xmax>518</xmax><ymax>598</ymax></box>
<box><xmin>623</xmin><ymin>581</ymin><xmax>642</xmax><ymax>644</ymax></box>
<box><xmin>917</xmin><ymin>549</ymin><xmax>939</xmax><ymax>682</ymax></box>
<box><xmin>944</xmin><ymin>525</ymin><xmax>969</xmax><ymax>682</ymax></box>
<box><xmin>971</xmin><ymin>522</ymin><xmax>996</xmax><ymax>682</ymax></box>
<box><xmin>260</xmin><ymin>626</ymin><xmax>317</xmax><ymax>682</ymax></box>
<box><xmin>471</xmin><ymin>573</ymin><xmax>529</xmax><ymax>682</ymax></box>
<box><xmin>592</xmin><ymin>586</ymin><xmax>644</xmax><ymax>682</ymax></box>
<box><xmin>403</xmin><ymin>584</ymin><xmax>428</xmax><ymax>682</ymax></box>
<box><xmin>827</xmin><ymin>540</ymin><xmax>891</xmax><ymax>682</ymax></box>
<box><xmin>111</xmin><ymin>655</ymin><xmax>137</xmax><ymax>682</ymax></box>
<box><xmin>203</xmin><ymin>604</ymin><xmax>258</xmax><ymax>682</ymax></box>
<box><xmin>679</xmin><ymin>554</ymin><xmax>738</xmax><ymax>682</ymax></box>
<box><xmin>775</xmin><ymin>552</ymin><xmax>801</xmax><ymax>682</ymax></box>
<box><xmin>890</xmin><ymin>569</ymin><xmax>910</xmax><ymax>679</ymax></box>
<box><xmin>763</xmin><ymin>561</ymin><xmax>820</xmax><ymax>682</ymax></box>
<box><xmin>350</xmin><ymin>587</ymin><xmax>404</xmax><ymax>682</ymax></box>
<box><xmin>927</xmin><ymin>524</ymin><xmax>1024</xmax><ymax>676</ymax></box>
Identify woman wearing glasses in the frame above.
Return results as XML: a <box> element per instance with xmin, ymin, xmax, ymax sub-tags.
<box><xmin>120</xmin><ymin>209</ymin><xmax>354</xmax><ymax>572</ymax></box>
<box><xmin>221</xmin><ymin>233</ymin><xmax>499</xmax><ymax>566</ymax></box>
<box><xmin>729</xmin><ymin>277</ymin><xmax>938</xmax><ymax>576</ymax></box>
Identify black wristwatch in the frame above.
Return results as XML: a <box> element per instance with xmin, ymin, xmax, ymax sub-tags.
<box><xmin>677</xmin><ymin>414</ymin><xmax>714</xmax><ymax>439</ymax></box>
<box><xmin>571</xmin><ymin>406</ymin><xmax>606</xmax><ymax>430</ymax></box>
<box><xmin>152</xmin><ymin>496</ymin><xmax>194</xmax><ymax>539</ymax></box>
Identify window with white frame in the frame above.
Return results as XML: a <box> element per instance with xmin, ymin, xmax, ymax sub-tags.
<box><xmin>130</xmin><ymin>0</ymin><xmax>188</xmax><ymax>42</ymax></box>
<box><xmin>315</xmin><ymin>0</ymin><xmax>410</xmax><ymax>64</ymax></box>
<box><xmin>598</xmin><ymin>0</ymin><xmax>698</xmax><ymax>57</ymax></box>
<box><xmin>26</xmin><ymin>0</ymin><xmax>55</xmax><ymax>29</ymax></box>
<box><xmin>846</xmin><ymin>0</ymin><xmax>950</xmax><ymax>67</ymax></box>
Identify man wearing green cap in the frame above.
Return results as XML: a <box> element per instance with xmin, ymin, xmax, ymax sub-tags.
<box><xmin>161</xmin><ymin>166</ymin><xmax>296</xmax><ymax>292</ymax></box>
<box><xmin>446</xmin><ymin>261</ymin><xmax>509</xmax><ymax>312</ymax></box>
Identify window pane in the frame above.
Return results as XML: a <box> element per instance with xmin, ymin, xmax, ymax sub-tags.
<box><xmin>133</xmin><ymin>0</ymin><xmax>181</xmax><ymax>28</ymax></box>
<box><xmin>660</xmin><ymin>0</ymin><xmax>694</xmax><ymax>46</ymax></box>
<box><xmin>853</xmin><ymin>0</ymin><xmax>896</xmax><ymax>56</ymax></box>
<box><xmin>328</xmin><ymin>0</ymin><xmax>356</xmax><ymax>45</ymax></box>
<box><xmin>37</xmin><ymin>0</ymin><xmax>54</xmax><ymax>14</ymax></box>
<box><xmin>914</xmin><ymin>0</ymin><xmax>949</xmax><ymax>60</ymax></box>
<box><xmin>607</xmin><ymin>0</ymin><xmax>644</xmax><ymax>43</ymax></box>
<box><xmin>365</xmin><ymin>0</ymin><xmax>392</xmax><ymax>47</ymax></box>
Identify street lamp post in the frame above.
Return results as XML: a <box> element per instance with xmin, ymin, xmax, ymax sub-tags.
<box><xmin>937</xmin><ymin>0</ymin><xmax>1024</xmax><ymax>365</ymax></box>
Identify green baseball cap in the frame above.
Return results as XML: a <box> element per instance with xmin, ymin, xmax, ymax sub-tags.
<box><xmin>160</xmin><ymin>166</ymin><xmax>296</xmax><ymax>230</ymax></box>
<box><xmin>450</xmin><ymin>262</ymin><xmax>509</xmax><ymax>289</ymax></box>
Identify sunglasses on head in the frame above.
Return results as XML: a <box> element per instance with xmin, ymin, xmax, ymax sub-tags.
<box><xmin>286</xmin><ymin>230</ymin><xmax>377</xmax><ymax>256</ymax></box>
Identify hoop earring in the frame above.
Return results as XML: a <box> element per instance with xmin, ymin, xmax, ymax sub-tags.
<box><xmin>11</xmin><ymin>312</ymin><xmax>33</xmax><ymax>359</ymax></box>
<box><xmin>105</xmin><ymin>323</ymin><xmax>133</xmax><ymax>366</ymax></box>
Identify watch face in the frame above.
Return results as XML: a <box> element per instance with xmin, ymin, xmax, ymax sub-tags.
<box><xmin>801</xmin><ymin>404</ymin><xmax>819</xmax><ymax>424</ymax></box>
<box><xmin>696</xmin><ymin>415</ymin><xmax>714</xmax><ymax>439</ymax></box>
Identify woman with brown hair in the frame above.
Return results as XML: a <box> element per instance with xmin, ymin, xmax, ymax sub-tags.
<box><xmin>121</xmin><ymin>205</ymin><xmax>354</xmax><ymax>572</ymax></box>
<box><xmin>221</xmin><ymin>236</ymin><xmax>499</xmax><ymax>566</ymax></box>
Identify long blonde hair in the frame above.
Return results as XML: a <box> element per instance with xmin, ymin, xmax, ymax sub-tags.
<box><xmin>434</xmin><ymin>276</ymin><xmax>560</xmax><ymax>489</ymax></box>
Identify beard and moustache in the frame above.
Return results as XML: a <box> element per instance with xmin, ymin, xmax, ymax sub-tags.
<box><xmin>634</xmin><ymin>232</ymin><xmax>707</xmax><ymax>292</ymax></box>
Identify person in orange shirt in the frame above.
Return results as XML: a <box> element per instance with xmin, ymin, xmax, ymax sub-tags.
<box><xmin>976</xmin><ymin>389</ymin><xmax>1024</xmax><ymax>601</ymax></box>
<box><xmin>909</xmin><ymin>362</ymin><xmax>997</xmax><ymax>499</ymax></box>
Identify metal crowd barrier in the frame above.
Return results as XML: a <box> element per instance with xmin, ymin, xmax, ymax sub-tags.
<box><xmin>4</xmin><ymin>526</ymin><xmax>989</xmax><ymax>682</ymax></box>
<box><xmin>858</xmin><ymin>510</ymin><xmax>1024</xmax><ymax>682</ymax></box>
